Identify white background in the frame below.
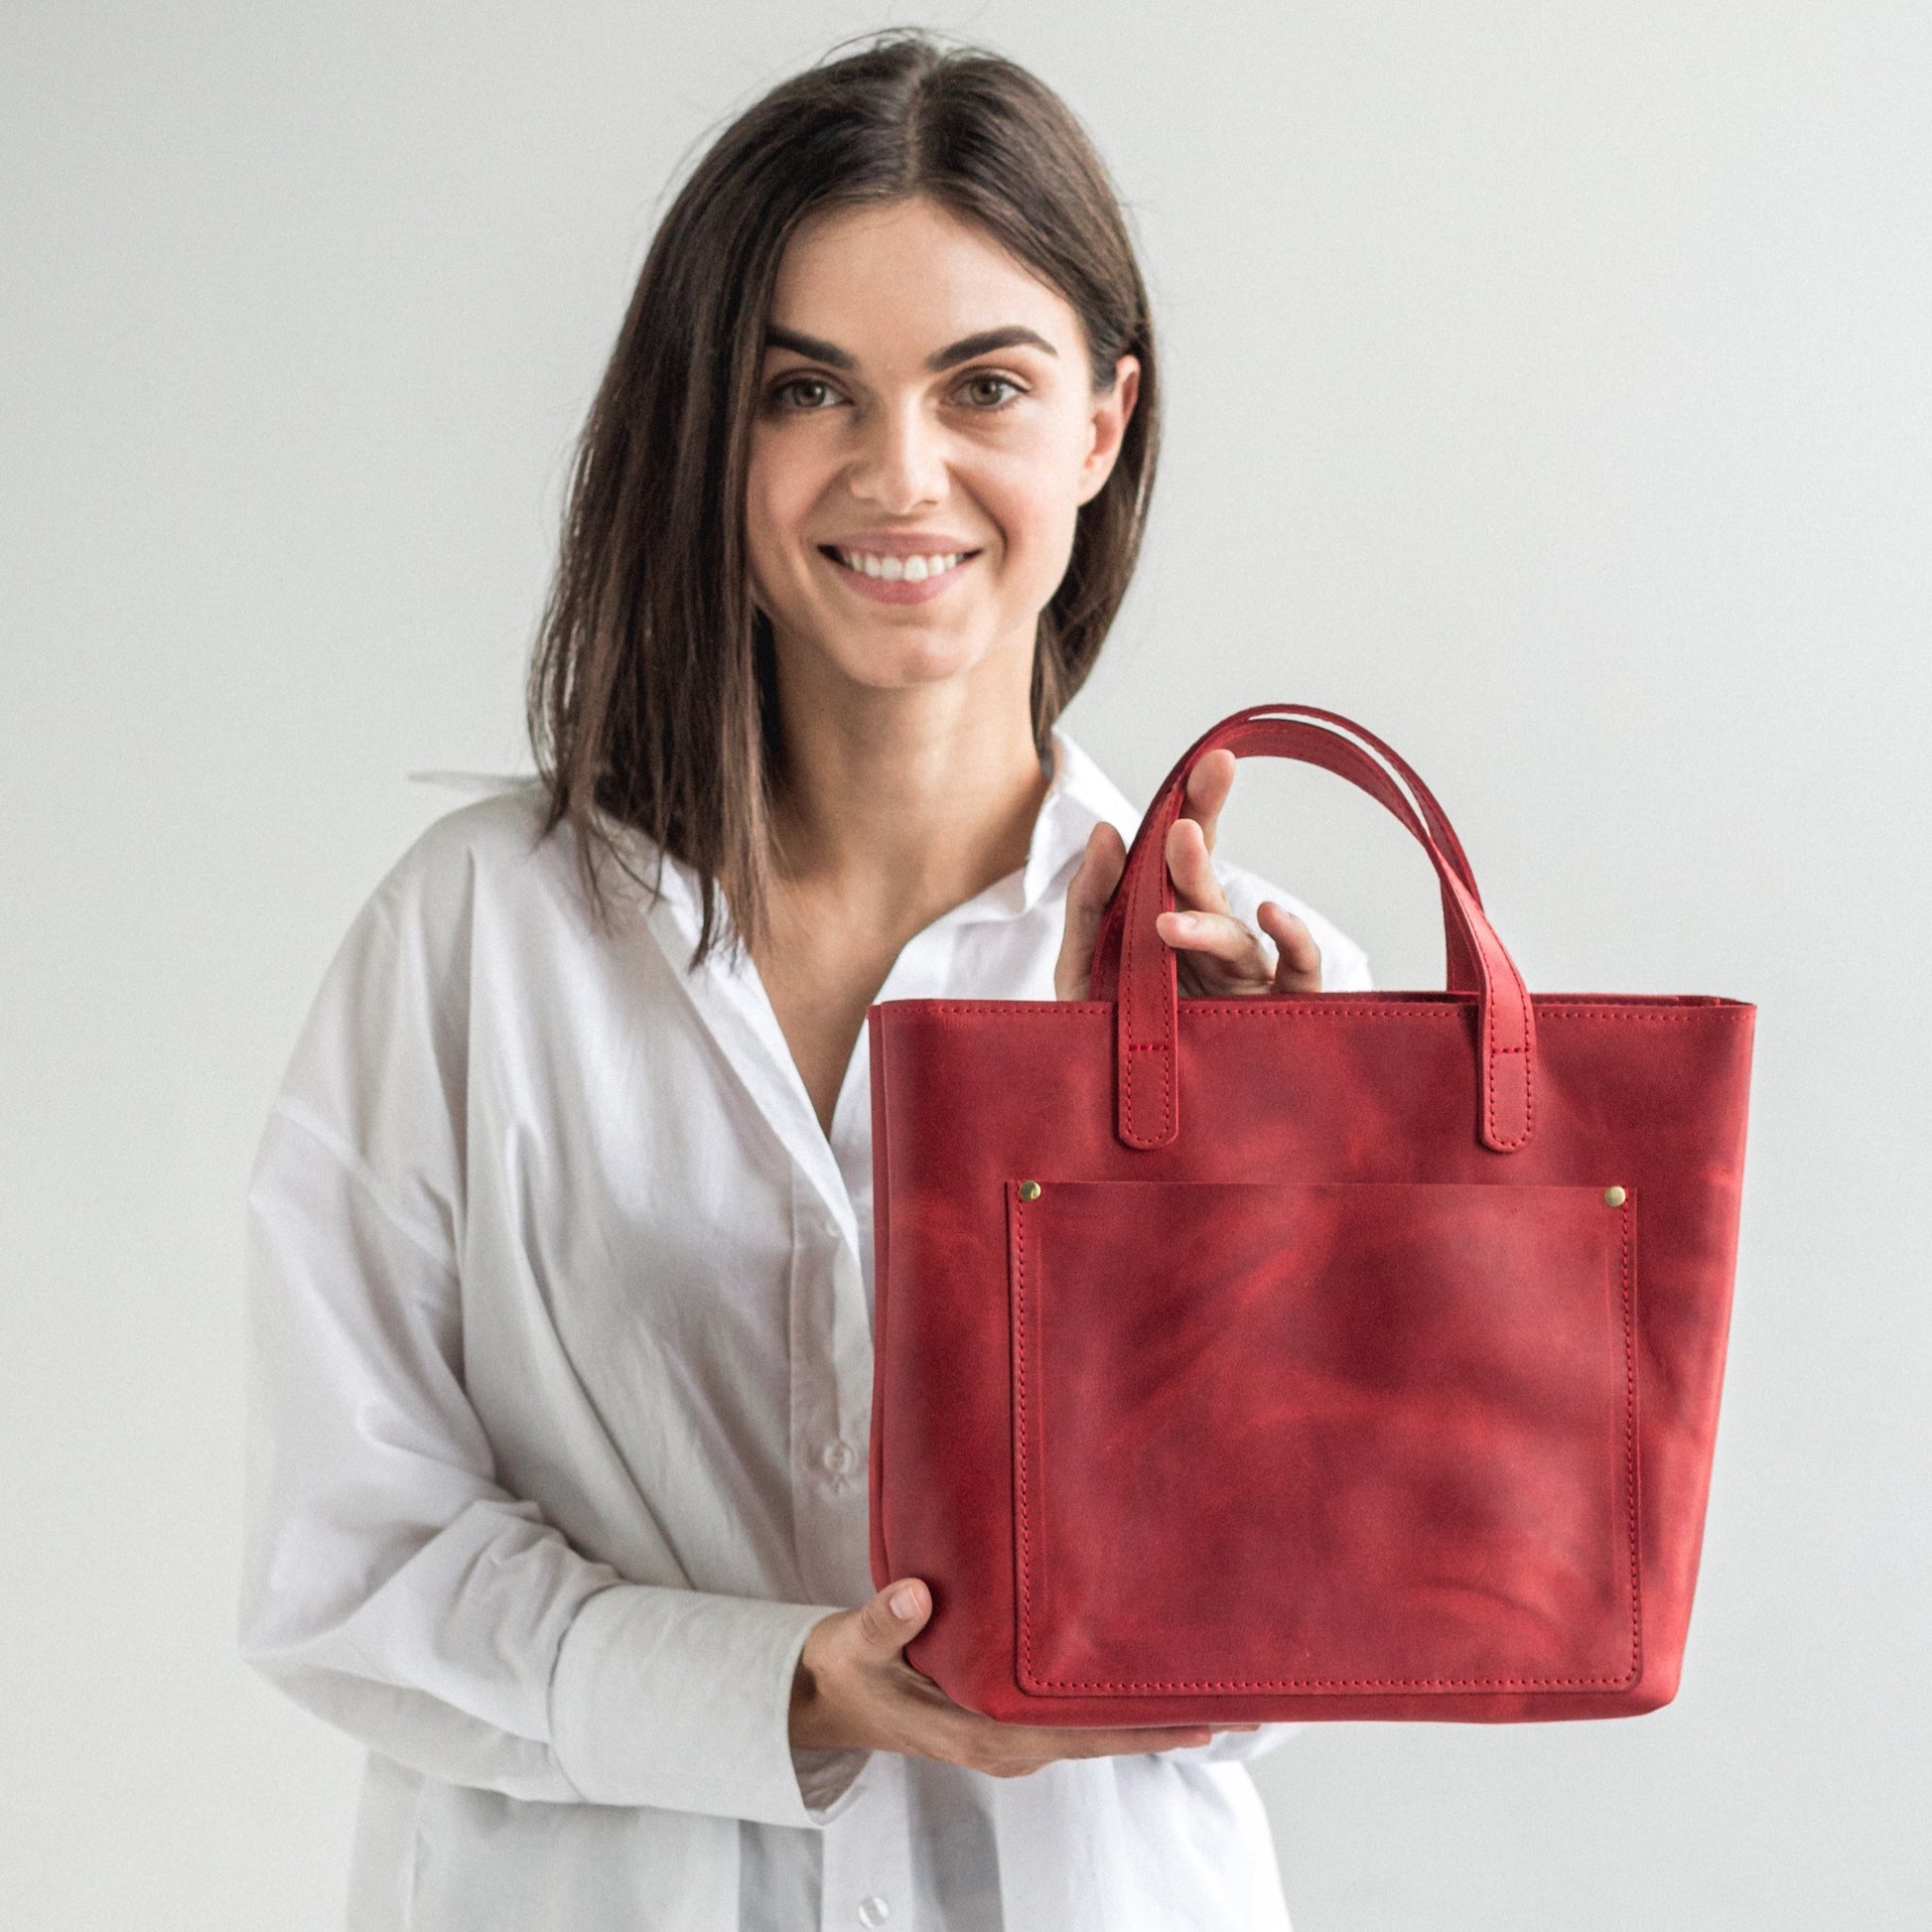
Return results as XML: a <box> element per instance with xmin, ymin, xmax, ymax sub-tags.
<box><xmin>4</xmin><ymin>4</ymin><xmax>1927</xmax><ymax>1925</ymax></box>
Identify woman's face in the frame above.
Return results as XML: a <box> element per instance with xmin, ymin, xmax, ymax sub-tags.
<box><xmin>746</xmin><ymin>195</ymin><xmax>1140</xmax><ymax>707</ymax></box>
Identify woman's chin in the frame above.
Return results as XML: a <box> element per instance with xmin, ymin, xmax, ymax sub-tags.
<box><xmin>787</xmin><ymin>623</ymin><xmax>1017</xmax><ymax>697</ymax></box>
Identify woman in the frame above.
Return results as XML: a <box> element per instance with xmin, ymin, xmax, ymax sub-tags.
<box><xmin>241</xmin><ymin>33</ymin><xmax>1371</xmax><ymax>1932</ymax></box>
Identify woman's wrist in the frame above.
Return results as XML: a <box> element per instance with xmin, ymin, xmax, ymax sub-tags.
<box><xmin>788</xmin><ymin>1608</ymin><xmax>857</xmax><ymax>1751</ymax></box>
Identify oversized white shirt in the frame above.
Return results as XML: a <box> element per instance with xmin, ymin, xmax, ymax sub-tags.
<box><xmin>239</xmin><ymin>726</ymin><xmax>1372</xmax><ymax>1932</ymax></box>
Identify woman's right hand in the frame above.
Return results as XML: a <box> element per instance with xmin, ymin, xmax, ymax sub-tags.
<box><xmin>1052</xmin><ymin>763</ymin><xmax>1321</xmax><ymax>1005</ymax></box>
<box><xmin>789</xmin><ymin>1579</ymin><xmax>1255</xmax><ymax>1776</ymax></box>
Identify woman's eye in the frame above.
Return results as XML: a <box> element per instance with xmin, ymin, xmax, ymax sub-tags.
<box><xmin>958</xmin><ymin>372</ymin><xmax>1023</xmax><ymax>409</ymax></box>
<box><xmin>771</xmin><ymin>376</ymin><xmax>841</xmax><ymax>411</ymax></box>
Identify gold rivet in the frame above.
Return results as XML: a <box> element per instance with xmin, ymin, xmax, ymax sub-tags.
<box><xmin>1018</xmin><ymin>1179</ymin><xmax>1041</xmax><ymax>1201</ymax></box>
<box><xmin>1603</xmin><ymin>1185</ymin><xmax>1627</xmax><ymax>1207</ymax></box>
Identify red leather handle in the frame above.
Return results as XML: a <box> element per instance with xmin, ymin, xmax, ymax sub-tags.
<box><xmin>1089</xmin><ymin>705</ymin><xmax>1536</xmax><ymax>1157</ymax></box>
<box><xmin>1086</xmin><ymin>705</ymin><xmax>1489</xmax><ymax>1003</ymax></box>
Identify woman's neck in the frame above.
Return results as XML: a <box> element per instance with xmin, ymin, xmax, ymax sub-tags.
<box><xmin>765</xmin><ymin>653</ymin><xmax>1051</xmax><ymax>933</ymax></box>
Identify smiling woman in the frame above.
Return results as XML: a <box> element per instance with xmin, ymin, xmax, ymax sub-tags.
<box><xmin>525</xmin><ymin>36</ymin><xmax>1161</xmax><ymax>973</ymax></box>
<box><xmin>242</xmin><ymin>28</ymin><xmax>1360</xmax><ymax>1932</ymax></box>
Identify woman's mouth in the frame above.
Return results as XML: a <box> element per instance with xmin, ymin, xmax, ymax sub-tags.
<box><xmin>818</xmin><ymin>545</ymin><xmax>980</xmax><ymax>605</ymax></box>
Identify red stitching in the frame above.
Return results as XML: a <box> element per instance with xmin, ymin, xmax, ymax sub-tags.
<box><xmin>1021</xmin><ymin>1673</ymin><xmax>1639</xmax><ymax>1691</ymax></box>
<box><xmin>1010</xmin><ymin>1187</ymin><xmax>1035</xmax><ymax>1684</ymax></box>
<box><xmin>1122</xmin><ymin>1037</ymin><xmax>1175</xmax><ymax>1147</ymax></box>
<box><xmin>917</xmin><ymin>1002</ymin><xmax>1464</xmax><ymax>1019</ymax></box>
<box><xmin>1481</xmin><ymin>934</ymin><xmax>1535</xmax><ymax>1152</ymax></box>
<box><xmin>1508</xmin><ymin>939</ymin><xmax>1535</xmax><ymax>1145</ymax></box>
<box><xmin>1536</xmin><ymin>1010</ymin><xmax>1726</xmax><ymax>1024</ymax></box>
<box><xmin>1618</xmin><ymin>1198</ymin><xmax>1643</xmax><ymax>1685</ymax></box>
<box><xmin>1172</xmin><ymin>1006</ymin><xmax>1462</xmax><ymax>1021</ymax></box>
<box><xmin>1120</xmin><ymin>832</ymin><xmax>1150</xmax><ymax>1143</ymax></box>
<box><xmin>907</xmin><ymin>1002</ymin><xmax>1734</xmax><ymax>1021</ymax></box>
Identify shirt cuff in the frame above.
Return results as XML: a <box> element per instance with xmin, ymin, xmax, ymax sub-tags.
<box><xmin>548</xmin><ymin>1583</ymin><xmax>859</xmax><ymax>1827</ymax></box>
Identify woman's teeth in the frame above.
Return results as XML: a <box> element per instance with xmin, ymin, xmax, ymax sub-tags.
<box><xmin>834</xmin><ymin>549</ymin><xmax>965</xmax><ymax>582</ymax></box>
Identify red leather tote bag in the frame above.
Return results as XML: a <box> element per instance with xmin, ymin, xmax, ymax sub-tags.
<box><xmin>867</xmin><ymin>704</ymin><xmax>1754</xmax><ymax>1725</ymax></box>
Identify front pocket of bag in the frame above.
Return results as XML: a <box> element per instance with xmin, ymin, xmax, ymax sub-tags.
<box><xmin>1006</xmin><ymin>1177</ymin><xmax>1639</xmax><ymax>1697</ymax></box>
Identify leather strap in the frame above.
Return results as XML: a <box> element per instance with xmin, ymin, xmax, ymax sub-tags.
<box><xmin>1089</xmin><ymin>706</ymin><xmax>1536</xmax><ymax>1157</ymax></box>
<box><xmin>1086</xmin><ymin>704</ymin><xmax>1487</xmax><ymax>1001</ymax></box>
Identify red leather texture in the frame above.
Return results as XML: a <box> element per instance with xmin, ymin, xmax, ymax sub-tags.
<box><xmin>867</xmin><ymin>705</ymin><xmax>1754</xmax><ymax>1724</ymax></box>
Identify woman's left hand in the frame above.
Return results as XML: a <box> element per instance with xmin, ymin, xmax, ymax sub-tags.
<box><xmin>1054</xmin><ymin>749</ymin><xmax>1322</xmax><ymax>1001</ymax></box>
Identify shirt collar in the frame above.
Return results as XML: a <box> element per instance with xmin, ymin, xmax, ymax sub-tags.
<box><xmin>949</xmin><ymin>725</ymin><xmax>1141</xmax><ymax>926</ymax></box>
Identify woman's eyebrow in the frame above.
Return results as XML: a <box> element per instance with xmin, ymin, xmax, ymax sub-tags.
<box><xmin>761</xmin><ymin>324</ymin><xmax>1058</xmax><ymax>371</ymax></box>
<box><xmin>764</xmin><ymin>326</ymin><xmax>855</xmax><ymax>368</ymax></box>
<box><xmin>923</xmin><ymin>326</ymin><xmax>1056</xmax><ymax>369</ymax></box>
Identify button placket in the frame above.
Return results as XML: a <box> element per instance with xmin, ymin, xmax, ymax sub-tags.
<box><xmin>788</xmin><ymin>1170</ymin><xmax>875</xmax><ymax>1604</ymax></box>
<box><xmin>820</xmin><ymin>1749</ymin><xmax>914</xmax><ymax>1932</ymax></box>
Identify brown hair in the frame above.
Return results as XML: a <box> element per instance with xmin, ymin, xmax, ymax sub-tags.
<box><xmin>525</xmin><ymin>30</ymin><xmax>1160</xmax><ymax>967</ymax></box>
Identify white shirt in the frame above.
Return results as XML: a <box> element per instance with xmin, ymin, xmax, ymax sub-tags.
<box><xmin>240</xmin><ymin>726</ymin><xmax>1372</xmax><ymax>1932</ymax></box>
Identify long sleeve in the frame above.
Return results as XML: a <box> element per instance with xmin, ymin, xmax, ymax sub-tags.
<box><xmin>240</xmin><ymin>1100</ymin><xmax>858</xmax><ymax>1826</ymax></box>
<box><xmin>236</xmin><ymin>803</ymin><xmax>872</xmax><ymax>1831</ymax></box>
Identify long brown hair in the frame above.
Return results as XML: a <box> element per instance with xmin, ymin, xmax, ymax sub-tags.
<box><xmin>525</xmin><ymin>31</ymin><xmax>1161</xmax><ymax>967</ymax></box>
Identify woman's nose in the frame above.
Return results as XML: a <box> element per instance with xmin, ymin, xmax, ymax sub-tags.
<box><xmin>847</xmin><ymin>398</ymin><xmax>947</xmax><ymax>512</ymax></box>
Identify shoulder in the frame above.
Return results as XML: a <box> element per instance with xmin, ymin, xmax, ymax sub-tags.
<box><xmin>333</xmin><ymin>777</ymin><xmax>611</xmax><ymax>998</ymax></box>
<box><xmin>361</xmin><ymin>779</ymin><xmax>561</xmax><ymax>932</ymax></box>
<box><xmin>270</xmin><ymin>781</ymin><xmax>573</xmax><ymax>1141</ymax></box>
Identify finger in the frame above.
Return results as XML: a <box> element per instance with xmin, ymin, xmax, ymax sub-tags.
<box><xmin>1258</xmin><ymin>901</ymin><xmax>1322</xmax><ymax>992</ymax></box>
<box><xmin>1156</xmin><ymin>906</ymin><xmax>1274</xmax><ymax>986</ymax></box>
<box><xmin>855</xmin><ymin>1579</ymin><xmax>930</xmax><ymax>1658</ymax></box>
<box><xmin>1178</xmin><ymin>750</ymin><xmax>1236</xmax><ymax>856</ymax></box>
<box><xmin>1053</xmin><ymin>822</ymin><xmax>1127</xmax><ymax>1002</ymax></box>
<box><xmin>1164</xmin><ymin>814</ymin><xmax>1233</xmax><ymax>919</ymax></box>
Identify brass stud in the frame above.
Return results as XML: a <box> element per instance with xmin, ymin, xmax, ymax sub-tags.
<box><xmin>1018</xmin><ymin>1179</ymin><xmax>1042</xmax><ymax>1201</ymax></box>
<box><xmin>1603</xmin><ymin>1185</ymin><xmax>1627</xmax><ymax>1207</ymax></box>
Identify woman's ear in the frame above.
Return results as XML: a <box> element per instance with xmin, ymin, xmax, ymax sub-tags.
<box><xmin>1075</xmin><ymin>353</ymin><xmax>1141</xmax><ymax>505</ymax></box>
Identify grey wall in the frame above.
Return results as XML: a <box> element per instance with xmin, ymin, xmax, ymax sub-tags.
<box><xmin>4</xmin><ymin>4</ymin><xmax>1926</xmax><ymax>1926</ymax></box>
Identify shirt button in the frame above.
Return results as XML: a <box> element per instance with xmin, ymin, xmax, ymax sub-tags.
<box><xmin>822</xmin><ymin>1441</ymin><xmax>857</xmax><ymax>1476</ymax></box>
<box><xmin>857</xmin><ymin>1898</ymin><xmax>890</xmax><ymax>1928</ymax></box>
<box><xmin>822</xmin><ymin>1216</ymin><xmax>842</xmax><ymax>1241</ymax></box>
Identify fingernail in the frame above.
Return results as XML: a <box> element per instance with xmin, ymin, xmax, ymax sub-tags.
<box><xmin>888</xmin><ymin>1585</ymin><xmax>921</xmax><ymax>1619</ymax></box>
